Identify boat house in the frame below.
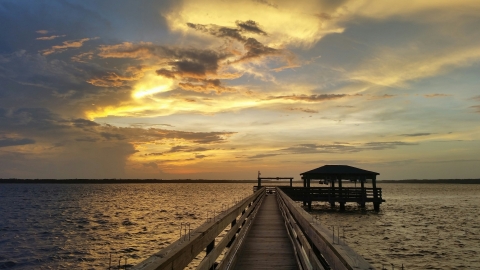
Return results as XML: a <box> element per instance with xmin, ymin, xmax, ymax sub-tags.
<box><xmin>281</xmin><ymin>165</ymin><xmax>385</xmax><ymax>211</ymax></box>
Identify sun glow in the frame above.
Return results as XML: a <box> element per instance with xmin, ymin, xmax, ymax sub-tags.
<box><xmin>132</xmin><ymin>74</ymin><xmax>174</xmax><ymax>99</ymax></box>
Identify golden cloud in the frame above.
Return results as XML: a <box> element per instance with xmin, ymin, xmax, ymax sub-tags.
<box><xmin>41</xmin><ymin>37</ymin><xmax>98</xmax><ymax>55</ymax></box>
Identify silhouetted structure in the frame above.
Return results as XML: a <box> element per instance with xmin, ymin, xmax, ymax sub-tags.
<box><xmin>256</xmin><ymin>171</ymin><xmax>294</xmax><ymax>187</ymax></box>
<box><xmin>280</xmin><ymin>165</ymin><xmax>384</xmax><ymax>211</ymax></box>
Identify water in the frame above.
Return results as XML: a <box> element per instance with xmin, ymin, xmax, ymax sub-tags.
<box><xmin>0</xmin><ymin>183</ymin><xmax>252</xmax><ymax>269</ymax></box>
<box><xmin>309</xmin><ymin>183</ymin><xmax>480</xmax><ymax>270</ymax></box>
<box><xmin>0</xmin><ymin>183</ymin><xmax>479</xmax><ymax>269</ymax></box>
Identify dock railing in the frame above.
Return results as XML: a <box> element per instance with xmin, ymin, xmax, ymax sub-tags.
<box><xmin>280</xmin><ymin>187</ymin><xmax>384</xmax><ymax>203</ymax></box>
<box><xmin>276</xmin><ymin>187</ymin><xmax>376</xmax><ymax>270</ymax></box>
<box><xmin>132</xmin><ymin>187</ymin><xmax>265</xmax><ymax>270</ymax></box>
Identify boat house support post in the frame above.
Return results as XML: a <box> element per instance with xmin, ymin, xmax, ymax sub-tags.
<box><xmin>257</xmin><ymin>171</ymin><xmax>261</xmax><ymax>188</ymax></box>
<box><xmin>306</xmin><ymin>177</ymin><xmax>312</xmax><ymax>211</ymax></box>
<box><xmin>302</xmin><ymin>177</ymin><xmax>307</xmax><ymax>206</ymax></box>
<box><xmin>372</xmin><ymin>175</ymin><xmax>380</xmax><ymax>212</ymax></box>
<box><xmin>330</xmin><ymin>178</ymin><xmax>335</xmax><ymax>209</ymax></box>
<box><xmin>338</xmin><ymin>176</ymin><xmax>345</xmax><ymax>211</ymax></box>
<box><xmin>360</xmin><ymin>177</ymin><xmax>366</xmax><ymax>208</ymax></box>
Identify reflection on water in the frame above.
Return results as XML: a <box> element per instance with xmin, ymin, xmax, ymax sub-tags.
<box><xmin>309</xmin><ymin>183</ymin><xmax>480</xmax><ymax>270</ymax></box>
<box><xmin>1</xmin><ymin>183</ymin><xmax>479</xmax><ymax>269</ymax></box>
<box><xmin>0</xmin><ymin>183</ymin><xmax>252</xmax><ymax>269</ymax></box>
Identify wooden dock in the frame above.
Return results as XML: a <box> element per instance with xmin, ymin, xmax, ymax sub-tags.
<box><xmin>132</xmin><ymin>186</ymin><xmax>377</xmax><ymax>270</ymax></box>
<box><xmin>233</xmin><ymin>194</ymin><xmax>299</xmax><ymax>270</ymax></box>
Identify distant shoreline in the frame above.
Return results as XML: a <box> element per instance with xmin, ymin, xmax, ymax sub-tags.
<box><xmin>1</xmin><ymin>178</ymin><xmax>480</xmax><ymax>184</ymax></box>
<box><xmin>378</xmin><ymin>179</ymin><xmax>480</xmax><ymax>184</ymax></box>
<box><xmin>0</xmin><ymin>179</ymin><xmax>257</xmax><ymax>184</ymax></box>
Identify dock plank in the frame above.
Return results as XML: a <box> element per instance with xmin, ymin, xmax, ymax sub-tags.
<box><xmin>233</xmin><ymin>194</ymin><xmax>299</xmax><ymax>270</ymax></box>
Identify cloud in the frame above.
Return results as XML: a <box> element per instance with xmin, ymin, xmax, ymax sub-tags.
<box><xmin>36</xmin><ymin>35</ymin><xmax>66</xmax><ymax>41</ymax></box>
<box><xmin>288</xmin><ymin>107</ymin><xmax>318</xmax><ymax>113</ymax></box>
<box><xmin>88</xmin><ymin>66</ymin><xmax>148</xmax><ymax>87</ymax></box>
<box><xmin>166</xmin><ymin>0</ymin><xmax>346</xmax><ymax>48</ymax></box>
<box><xmin>248</xmin><ymin>153</ymin><xmax>280</xmax><ymax>159</ymax></box>
<box><xmin>280</xmin><ymin>141</ymin><xmax>416</xmax><ymax>155</ymax></box>
<box><xmin>0</xmin><ymin>107</ymin><xmax>237</xmax><ymax>177</ymax></box>
<box><xmin>368</xmin><ymin>94</ymin><xmax>396</xmax><ymax>100</ymax></box>
<box><xmin>97</xmin><ymin>42</ymin><xmax>233</xmax><ymax>93</ymax></box>
<box><xmin>252</xmin><ymin>0</ymin><xmax>278</xmax><ymax>9</ymax></box>
<box><xmin>71</xmin><ymin>118</ymin><xmax>100</xmax><ymax>128</ymax></box>
<box><xmin>235</xmin><ymin>20</ymin><xmax>267</xmax><ymax>35</ymax></box>
<box><xmin>41</xmin><ymin>37</ymin><xmax>98</xmax><ymax>55</ymax></box>
<box><xmin>267</xmin><ymin>94</ymin><xmax>349</xmax><ymax>102</ymax></box>
<box><xmin>400</xmin><ymin>133</ymin><xmax>432</xmax><ymax>137</ymax></box>
<box><xmin>178</xmin><ymin>79</ymin><xmax>233</xmax><ymax>94</ymax></box>
<box><xmin>0</xmin><ymin>138</ymin><xmax>35</xmax><ymax>148</ymax></box>
<box><xmin>470</xmin><ymin>105</ymin><xmax>480</xmax><ymax>113</ymax></box>
<box><xmin>75</xmin><ymin>136</ymin><xmax>97</xmax><ymax>142</ymax></box>
<box><xmin>424</xmin><ymin>94</ymin><xmax>451</xmax><ymax>98</ymax></box>
<box><xmin>187</xmin><ymin>22</ymin><xmax>279</xmax><ymax>62</ymax></box>
<box><xmin>36</xmin><ymin>30</ymin><xmax>49</xmax><ymax>34</ymax></box>
<box><xmin>164</xmin><ymin>146</ymin><xmax>210</xmax><ymax>154</ymax></box>
<box><xmin>350</xmin><ymin>45</ymin><xmax>480</xmax><ymax>88</ymax></box>
<box><xmin>155</xmin><ymin>48</ymin><xmax>227</xmax><ymax>79</ymax></box>
<box><xmin>100</xmin><ymin>132</ymin><xmax>126</xmax><ymax>141</ymax></box>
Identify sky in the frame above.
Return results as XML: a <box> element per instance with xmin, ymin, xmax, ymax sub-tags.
<box><xmin>1</xmin><ymin>0</ymin><xmax>480</xmax><ymax>180</ymax></box>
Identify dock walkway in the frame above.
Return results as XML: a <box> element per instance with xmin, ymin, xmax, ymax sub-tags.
<box><xmin>233</xmin><ymin>193</ymin><xmax>299</xmax><ymax>270</ymax></box>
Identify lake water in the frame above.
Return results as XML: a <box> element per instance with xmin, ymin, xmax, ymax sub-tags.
<box><xmin>0</xmin><ymin>183</ymin><xmax>479</xmax><ymax>269</ymax></box>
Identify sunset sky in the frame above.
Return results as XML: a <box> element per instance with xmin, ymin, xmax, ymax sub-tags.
<box><xmin>1</xmin><ymin>0</ymin><xmax>480</xmax><ymax>180</ymax></box>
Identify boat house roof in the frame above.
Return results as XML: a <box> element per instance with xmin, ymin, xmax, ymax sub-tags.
<box><xmin>300</xmin><ymin>165</ymin><xmax>379</xmax><ymax>179</ymax></box>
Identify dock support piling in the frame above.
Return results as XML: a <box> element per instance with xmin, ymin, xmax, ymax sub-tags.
<box><xmin>360</xmin><ymin>178</ymin><xmax>366</xmax><ymax>208</ymax></box>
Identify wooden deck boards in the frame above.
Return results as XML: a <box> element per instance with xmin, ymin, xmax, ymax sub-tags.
<box><xmin>233</xmin><ymin>194</ymin><xmax>299</xmax><ymax>270</ymax></box>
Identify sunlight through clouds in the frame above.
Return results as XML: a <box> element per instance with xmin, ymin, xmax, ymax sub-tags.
<box><xmin>2</xmin><ymin>0</ymin><xmax>480</xmax><ymax>179</ymax></box>
<box><xmin>132</xmin><ymin>74</ymin><xmax>174</xmax><ymax>99</ymax></box>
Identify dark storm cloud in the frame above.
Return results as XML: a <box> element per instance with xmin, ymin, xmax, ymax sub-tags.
<box><xmin>267</xmin><ymin>94</ymin><xmax>349</xmax><ymax>102</ymax></box>
<box><xmin>0</xmin><ymin>138</ymin><xmax>35</xmax><ymax>148</ymax></box>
